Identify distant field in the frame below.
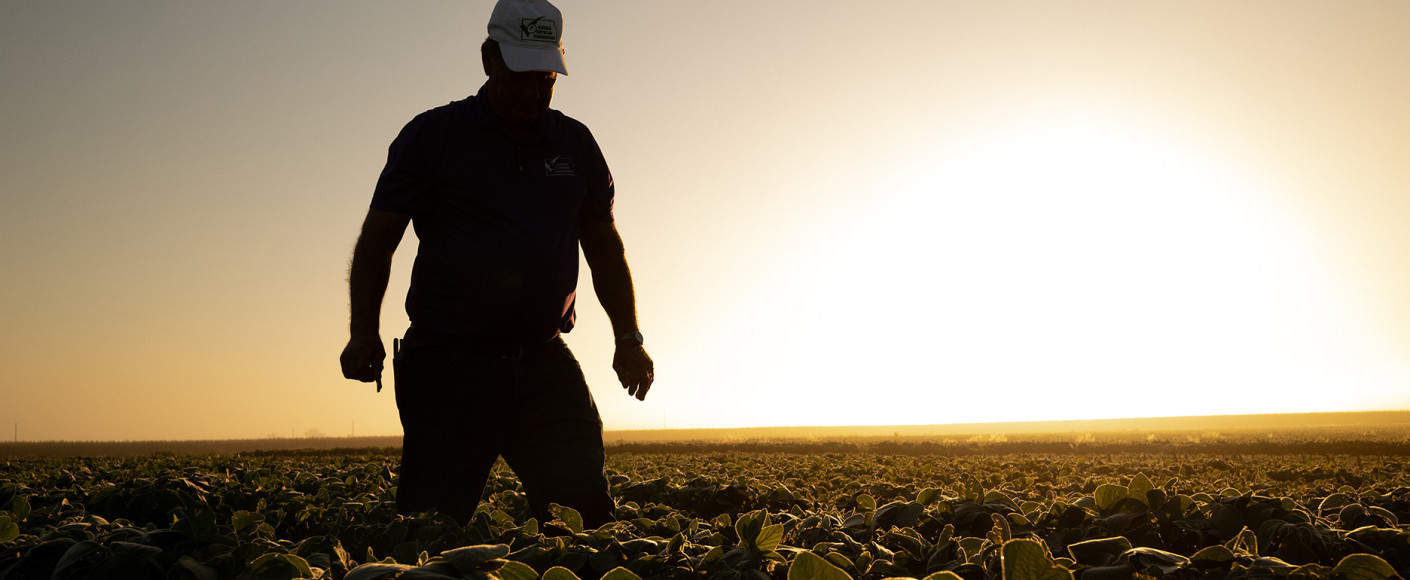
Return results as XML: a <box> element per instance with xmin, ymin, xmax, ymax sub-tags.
<box><xmin>4</xmin><ymin>435</ymin><xmax>1409</xmax><ymax>579</ymax></box>
<box><xmin>1</xmin><ymin>410</ymin><xmax>1406</xmax><ymax>458</ymax></box>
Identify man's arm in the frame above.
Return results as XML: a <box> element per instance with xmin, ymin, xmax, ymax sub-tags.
<box><xmin>340</xmin><ymin>208</ymin><xmax>412</xmax><ymax>383</ymax></box>
<box><xmin>580</xmin><ymin>219</ymin><xmax>654</xmax><ymax>401</ymax></box>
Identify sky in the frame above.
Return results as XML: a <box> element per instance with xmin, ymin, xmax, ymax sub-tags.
<box><xmin>2</xmin><ymin>1</ymin><xmax>1408</xmax><ymax>441</ymax></box>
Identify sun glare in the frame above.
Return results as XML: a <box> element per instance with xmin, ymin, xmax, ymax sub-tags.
<box><xmin>677</xmin><ymin>114</ymin><xmax>1398</xmax><ymax>428</ymax></box>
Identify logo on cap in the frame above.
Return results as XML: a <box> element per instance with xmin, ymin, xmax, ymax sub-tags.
<box><xmin>520</xmin><ymin>17</ymin><xmax>558</xmax><ymax>43</ymax></box>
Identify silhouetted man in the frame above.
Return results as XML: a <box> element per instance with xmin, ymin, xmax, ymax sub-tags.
<box><xmin>339</xmin><ymin>0</ymin><xmax>653</xmax><ymax>528</ymax></box>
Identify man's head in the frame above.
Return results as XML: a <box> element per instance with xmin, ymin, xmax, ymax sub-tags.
<box><xmin>486</xmin><ymin>0</ymin><xmax>567</xmax><ymax>75</ymax></box>
<box><xmin>482</xmin><ymin>0</ymin><xmax>567</xmax><ymax>129</ymax></box>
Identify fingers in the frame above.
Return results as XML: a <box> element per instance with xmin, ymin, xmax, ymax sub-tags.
<box><xmin>616</xmin><ymin>366</ymin><xmax>654</xmax><ymax>401</ymax></box>
<box><xmin>340</xmin><ymin>340</ymin><xmax>385</xmax><ymax>383</ymax></box>
<box><xmin>612</xmin><ymin>345</ymin><xmax>655</xmax><ymax>400</ymax></box>
<box><xmin>341</xmin><ymin>356</ymin><xmax>382</xmax><ymax>382</ymax></box>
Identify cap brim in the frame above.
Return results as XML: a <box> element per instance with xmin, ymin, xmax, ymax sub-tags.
<box><xmin>500</xmin><ymin>44</ymin><xmax>568</xmax><ymax>75</ymax></box>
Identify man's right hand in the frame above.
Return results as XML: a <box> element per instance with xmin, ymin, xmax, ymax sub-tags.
<box><xmin>340</xmin><ymin>335</ymin><xmax>386</xmax><ymax>383</ymax></box>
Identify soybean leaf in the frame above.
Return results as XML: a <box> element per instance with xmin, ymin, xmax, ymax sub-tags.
<box><xmin>1125</xmin><ymin>547</ymin><xmax>1190</xmax><ymax>576</ymax></box>
<box><xmin>542</xmin><ymin>566</ymin><xmax>582</xmax><ymax>580</ymax></box>
<box><xmin>493</xmin><ymin>560</ymin><xmax>539</xmax><ymax>580</ymax></box>
<box><xmin>8</xmin><ymin>495</ymin><xmax>30</xmax><ymax>521</ymax></box>
<box><xmin>549</xmin><ymin>504</ymin><xmax>584</xmax><ymax>534</ymax></box>
<box><xmin>0</xmin><ymin>516</ymin><xmax>18</xmax><ymax>543</ymax></box>
<box><xmin>442</xmin><ymin>544</ymin><xmax>511</xmax><ymax>572</ymax></box>
<box><xmin>1093</xmin><ymin>485</ymin><xmax>1128</xmax><ymax>512</ymax></box>
<box><xmin>755</xmin><ymin>523</ymin><xmax>784</xmax><ymax>553</ymax></box>
<box><xmin>1066</xmin><ymin>537</ymin><xmax>1131</xmax><ymax>567</ymax></box>
<box><xmin>1127</xmin><ymin>473</ymin><xmax>1154</xmax><ymax>507</ymax></box>
<box><xmin>600</xmin><ymin>567</ymin><xmax>645</xmax><ymax>580</ymax></box>
<box><xmin>1189</xmin><ymin>545</ymin><xmax>1235</xmax><ymax>568</ymax></box>
<box><xmin>1000</xmin><ymin>539</ymin><xmax>1073</xmax><ymax>580</ymax></box>
<box><xmin>344</xmin><ymin>563</ymin><xmax>415</xmax><ymax>580</ymax></box>
<box><xmin>1332</xmin><ymin>554</ymin><xmax>1398</xmax><ymax>580</ymax></box>
<box><xmin>788</xmin><ymin>550</ymin><xmax>852</xmax><ymax>580</ymax></box>
<box><xmin>857</xmin><ymin>494</ymin><xmax>876</xmax><ymax>512</ymax></box>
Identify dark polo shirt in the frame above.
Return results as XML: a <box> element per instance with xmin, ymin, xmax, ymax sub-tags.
<box><xmin>371</xmin><ymin>84</ymin><xmax>615</xmax><ymax>344</ymax></box>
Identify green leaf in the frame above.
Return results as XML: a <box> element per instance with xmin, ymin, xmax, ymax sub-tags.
<box><xmin>232</xmin><ymin>510</ymin><xmax>263</xmax><ymax>534</ymax></box>
<box><xmin>493</xmin><ymin>560</ymin><xmax>539</xmax><ymax>580</ymax></box>
<box><xmin>1001</xmin><ymin>539</ymin><xmax>1073</xmax><ymax>580</ymax></box>
<box><xmin>984</xmin><ymin>490</ymin><xmax>1018</xmax><ymax>509</ymax></box>
<box><xmin>922</xmin><ymin>573</ymin><xmax>965</xmax><ymax>580</ymax></box>
<box><xmin>755</xmin><ymin>523</ymin><xmax>784</xmax><ymax>553</ymax></box>
<box><xmin>542</xmin><ymin>566</ymin><xmax>582</xmax><ymax>580</ymax></box>
<box><xmin>1066</xmin><ymin>537</ymin><xmax>1132</xmax><ymax>567</ymax></box>
<box><xmin>441</xmin><ymin>544</ymin><xmax>511</xmax><ymax>572</ymax></box>
<box><xmin>856</xmin><ymin>550</ymin><xmax>874</xmax><ymax>572</ymax></box>
<box><xmin>1126</xmin><ymin>547</ymin><xmax>1191</xmax><ymax>575</ymax></box>
<box><xmin>856</xmin><ymin>494</ymin><xmax>876</xmax><ymax>511</ymax></box>
<box><xmin>247</xmin><ymin>553</ymin><xmax>316</xmax><ymax>578</ymax></box>
<box><xmin>824</xmin><ymin>552</ymin><xmax>855</xmax><ymax>572</ymax></box>
<box><xmin>918</xmin><ymin>488</ymin><xmax>945</xmax><ymax>506</ymax></box>
<box><xmin>735</xmin><ymin>509</ymin><xmax>769</xmax><ymax>551</ymax></box>
<box><xmin>1332</xmin><ymin>554</ymin><xmax>1399</xmax><ymax>580</ymax></box>
<box><xmin>344</xmin><ymin>563</ymin><xmax>415</xmax><ymax>580</ymax></box>
<box><xmin>0</xmin><ymin>516</ymin><xmax>18</xmax><ymax>543</ymax></box>
<box><xmin>788</xmin><ymin>550</ymin><xmax>853</xmax><ymax>580</ymax></box>
<box><xmin>1189</xmin><ymin>545</ymin><xmax>1236</xmax><ymax>566</ymax></box>
<box><xmin>8</xmin><ymin>495</ymin><xmax>30</xmax><ymax>521</ymax></box>
<box><xmin>988</xmin><ymin>512</ymin><xmax>1012</xmax><ymax>544</ymax></box>
<box><xmin>958</xmin><ymin>475</ymin><xmax>985</xmax><ymax>503</ymax></box>
<box><xmin>549</xmin><ymin>504</ymin><xmax>584</xmax><ymax>534</ymax></box>
<box><xmin>1318</xmin><ymin>493</ymin><xmax>1354</xmax><ymax>513</ymax></box>
<box><xmin>1226</xmin><ymin>527</ymin><xmax>1259</xmax><ymax>557</ymax></box>
<box><xmin>1127</xmin><ymin>473</ymin><xmax>1154</xmax><ymax>507</ymax></box>
<box><xmin>1093</xmin><ymin>484</ymin><xmax>1128</xmax><ymax>511</ymax></box>
<box><xmin>175</xmin><ymin>556</ymin><xmax>220</xmax><ymax>580</ymax></box>
<box><xmin>600</xmin><ymin>567</ymin><xmax>645</xmax><ymax>580</ymax></box>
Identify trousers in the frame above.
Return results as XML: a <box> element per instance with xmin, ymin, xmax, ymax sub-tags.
<box><xmin>392</xmin><ymin>326</ymin><xmax>615</xmax><ymax>528</ymax></box>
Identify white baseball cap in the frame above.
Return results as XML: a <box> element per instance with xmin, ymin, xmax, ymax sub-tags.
<box><xmin>487</xmin><ymin>0</ymin><xmax>568</xmax><ymax>75</ymax></box>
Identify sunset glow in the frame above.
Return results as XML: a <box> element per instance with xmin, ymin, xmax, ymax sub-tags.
<box><xmin>2</xmin><ymin>1</ymin><xmax>1408</xmax><ymax>440</ymax></box>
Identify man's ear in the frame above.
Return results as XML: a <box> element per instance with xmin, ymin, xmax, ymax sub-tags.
<box><xmin>481</xmin><ymin>49</ymin><xmax>494</xmax><ymax>77</ymax></box>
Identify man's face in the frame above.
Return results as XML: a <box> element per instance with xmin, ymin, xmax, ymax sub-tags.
<box><xmin>485</xmin><ymin>57</ymin><xmax>557</xmax><ymax>128</ymax></box>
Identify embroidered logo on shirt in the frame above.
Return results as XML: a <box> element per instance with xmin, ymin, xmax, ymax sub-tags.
<box><xmin>544</xmin><ymin>155</ymin><xmax>575</xmax><ymax>177</ymax></box>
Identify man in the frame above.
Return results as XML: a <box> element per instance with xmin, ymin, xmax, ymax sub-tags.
<box><xmin>339</xmin><ymin>0</ymin><xmax>653</xmax><ymax>529</ymax></box>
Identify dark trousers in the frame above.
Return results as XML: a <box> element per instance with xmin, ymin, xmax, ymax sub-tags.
<box><xmin>392</xmin><ymin>326</ymin><xmax>615</xmax><ymax>529</ymax></box>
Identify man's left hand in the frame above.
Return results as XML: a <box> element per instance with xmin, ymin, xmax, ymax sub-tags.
<box><xmin>613</xmin><ymin>345</ymin><xmax>654</xmax><ymax>401</ymax></box>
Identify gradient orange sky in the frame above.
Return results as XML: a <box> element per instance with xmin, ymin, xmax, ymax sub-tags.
<box><xmin>2</xmin><ymin>1</ymin><xmax>1408</xmax><ymax>441</ymax></box>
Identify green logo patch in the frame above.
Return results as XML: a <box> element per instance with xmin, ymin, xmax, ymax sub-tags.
<box><xmin>520</xmin><ymin>17</ymin><xmax>558</xmax><ymax>43</ymax></box>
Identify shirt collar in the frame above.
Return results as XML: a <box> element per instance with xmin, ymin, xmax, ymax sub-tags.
<box><xmin>471</xmin><ymin>82</ymin><xmax>559</xmax><ymax>143</ymax></box>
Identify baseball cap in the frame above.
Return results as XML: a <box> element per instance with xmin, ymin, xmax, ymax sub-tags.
<box><xmin>487</xmin><ymin>0</ymin><xmax>568</xmax><ymax>75</ymax></box>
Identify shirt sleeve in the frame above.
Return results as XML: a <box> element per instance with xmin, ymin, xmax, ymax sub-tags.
<box><xmin>370</xmin><ymin>111</ymin><xmax>441</xmax><ymax>215</ymax></box>
<box><xmin>578</xmin><ymin>126</ymin><xmax>616</xmax><ymax>223</ymax></box>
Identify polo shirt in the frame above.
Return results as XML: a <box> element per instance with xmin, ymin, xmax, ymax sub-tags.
<box><xmin>370</xmin><ymin>83</ymin><xmax>615</xmax><ymax>344</ymax></box>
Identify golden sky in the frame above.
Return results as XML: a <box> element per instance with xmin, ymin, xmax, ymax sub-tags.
<box><xmin>2</xmin><ymin>1</ymin><xmax>1408</xmax><ymax>441</ymax></box>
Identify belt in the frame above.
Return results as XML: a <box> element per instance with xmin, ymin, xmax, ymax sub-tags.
<box><xmin>404</xmin><ymin>325</ymin><xmax>561</xmax><ymax>360</ymax></box>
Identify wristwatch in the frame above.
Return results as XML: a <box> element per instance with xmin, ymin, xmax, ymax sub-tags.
<box><xmin>616</xmin><ymin>331</ymin><xmax>644</xmax><ymax>346</ymax></box>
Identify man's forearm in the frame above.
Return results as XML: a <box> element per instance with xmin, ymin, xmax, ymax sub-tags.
<box><xmin>586</xmin><ymin>236</ymin><xmax>639</xmax><ymax>337</ymax></box>
<box><xmin>348</xmin><ymin>238</ymin><xmax>394</xmax><ymax>337</ymax></box>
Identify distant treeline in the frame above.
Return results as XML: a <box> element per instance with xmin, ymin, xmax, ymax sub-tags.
<box><xmin>0</xmin><ymin>436</ymin><xmax>404</xmax><ymax>458</ymax></box>
<box><xmin>604</xmin><ymin>439</ymin><xmax>1410</xmax><ymax>456</ymax></box>
<box><xmin>4</xmin><ymin>430</ymin><xmax>1410</xmax><ymax>458</ymax></box>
